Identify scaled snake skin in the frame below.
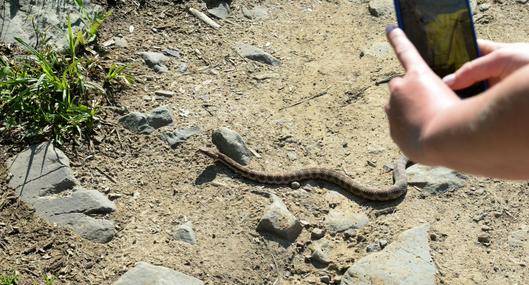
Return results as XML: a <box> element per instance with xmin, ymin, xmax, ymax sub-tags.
<box><xmin>200</xmin><ymin>148</ymin><xmax>413</xmax><ymax>201</ymax></box>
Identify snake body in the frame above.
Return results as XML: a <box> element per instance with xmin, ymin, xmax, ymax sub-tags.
<box><xmin>199</xmin><ymin>148</ymin><xmax>411</xmax><ymax>201</ymax></box>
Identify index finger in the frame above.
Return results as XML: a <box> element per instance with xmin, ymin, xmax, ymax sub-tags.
<box><xmin>386</xmin><ymin>26</ymin><xmax>429</xmax><ymax>72</ymax></box>
<box><xmin>477</xmin><ymin>39</ymin><xmax>506</xmax><ymax>55</ymax></box>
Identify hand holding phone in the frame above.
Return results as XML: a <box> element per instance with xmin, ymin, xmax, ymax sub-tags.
<box><xmin>384</xmin><ymin>27</ymin><xmax>460</xmax><ymax>164</ymax></box>
<box><xmin>393</xmin><ymin>0</ymin><xmax>486</xmax><ymax>98</ymax></box>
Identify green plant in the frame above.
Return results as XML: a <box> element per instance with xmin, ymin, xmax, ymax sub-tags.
<box><xmin>0</xmin><ymin>272</ymin><xmax>18</xmax><ymax>285</ymax></box>
<box><xmin>42</xmin><ymin>274</ymin><xmax>55</xmax><ymax>285</ymax></box>
<box><xmin>0</xmin><ymin>4</ymin><xmax>129</xmax><ymax>144</ymax></box>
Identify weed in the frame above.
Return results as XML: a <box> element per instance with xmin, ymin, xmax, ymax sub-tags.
<box><xmin>0</xmin><ymin>3</ymin><xmax>130</xmax><ymax>144</ymax></box>
<box><xmin>0</xmin><ymin>272</ymin><xmax>18</xmax><ymax>285</ymax></box>
<box><xmin>42</xmin><ymin>274</ymin><xmax>55</xmax><ymax>285</ymax></box>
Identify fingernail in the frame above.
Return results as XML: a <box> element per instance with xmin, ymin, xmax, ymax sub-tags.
<box><xmin>443</xmin><ymin>74</ymin><xmax>456</xmax><ymax>85</ymax></box>
<box><xmin>386</xmin><ymin>24</ymin><xmax>396</xmax><ymax>34</ymax></box>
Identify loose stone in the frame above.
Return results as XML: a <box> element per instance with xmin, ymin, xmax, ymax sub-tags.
<box><xmin>478</xmin><ymin>233</ymin><xmax>491</xmax><ymax>245</ymax></box>
<box><xmin>311</xmin><ymin>228</ymin><xmax>326</xmax><ymax>240</ymax></box>
<box><xmin>234</xmin><ymin>43</ymin><xmax>281</xmax><ymax>66</ymax></box>
<box><xmin>113</xmin><ymin>262</ymin><xmax>204</xmax><ymax>285</ymax></box>
<box><xmin>174</xmin><ymin>221</ymin><xmax>197</xmax><ymax>245</ymax></box>
<box><xmin>256</xmin><ymin>195</ymin><xmax>302</xmax><ymax>241</ymax></box>
<box><xmin>212</xmin><ymin>127</ymin><xmax>252</xmax><ymax>165</ymax></box>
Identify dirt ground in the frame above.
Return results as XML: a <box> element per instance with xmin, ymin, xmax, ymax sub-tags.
<box><xmin>1</xmin><ymin>0</ymin><xmax>529</xmax><ymax>284</ymax></box>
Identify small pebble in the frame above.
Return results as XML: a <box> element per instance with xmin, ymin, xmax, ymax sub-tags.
<box><xmin>154</xmin><ymin>90</ymin><xmax>175</xmax><ymax>97</ymax></box>
<box><xmin>343</xmin><ymin>229</ymin><xmax>357</xmax><ymax>240</ymax></box>
<box><xmin>311</xmin><ymin>228</ymin><xmax>325</xmax><ymax>240</ymax></box>
<box><xmin>320</xmin><ymin>275</ymin><xmax>330</xmax><ymax>284</ymax></box>
<box><xmin>366</xmin><ymin>243</ymin><xmax>381</xmax><ymax>252</ymax></box>
<box><xmin>379</xmin><ymin>239</ymin><xmax>388</xmax><ymax>249</ymax></box>
<box><xmin>290</xmin><ymin>181</ymin><xmax>301</xmax><ymax>189</ymax></box>
<box><xmin>478</xmin><ymin>233</ymin><xmax>491</xmax><ymax>245</ymax></box>
<box><xmin>481</xmin><ymin>225</ymin><xmax>492</xmax><ymax>231</ymax></box>
<box><xmin>479</xmin><ymin>3</ymin><xmax>491</xmax><ymax>11</ymax></box>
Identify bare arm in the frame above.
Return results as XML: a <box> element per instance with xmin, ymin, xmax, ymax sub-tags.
<box><xmin>423</xmin><ymin>65</ymin><xmax>529</xmax><ymax>179</ymax></box>
<box><xmin>385</xmin><ymin>26</ymin><xmax>529</xmax><ymax>179</ymax></box>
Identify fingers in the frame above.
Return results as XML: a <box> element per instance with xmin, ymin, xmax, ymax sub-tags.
<box><xmin>443</xmin><ymin>52</ymin><xmax>503</xmax><ymax>90</ymax></box>
<box><xmin>386</xmin><ymin>26</ymin><xmax>429</xmax><ymax>72</ymax></box>
<box><xmin>477</xmin><ymin>39</ymin><xmax>506</xmax><ymax>55</ymax></box>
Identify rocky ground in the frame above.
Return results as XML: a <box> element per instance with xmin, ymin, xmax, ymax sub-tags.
<box><xmin>1</xmin><ymin>0</ymin><xmax>529</xmax><ymax>284</ymax></box>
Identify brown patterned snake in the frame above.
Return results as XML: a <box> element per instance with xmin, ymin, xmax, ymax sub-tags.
<box><xmin>199</xmin><ymin>148</ymin><xmax>412</xmax><ymax>201</ymax></box>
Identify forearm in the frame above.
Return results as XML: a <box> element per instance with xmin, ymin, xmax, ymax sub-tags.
<box><xmin>421</xmin><ymin>65</ymin><xmax>529</xmax><ymax>179</ymax></box>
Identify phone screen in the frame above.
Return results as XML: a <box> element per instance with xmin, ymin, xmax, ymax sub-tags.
<box><xmin>394</xmin><ymin>0</ymin><xmax>487</xmax><ymax>98</ymax></box>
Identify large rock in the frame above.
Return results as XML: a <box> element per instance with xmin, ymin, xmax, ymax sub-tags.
<box><xmin>257</xmin><ymin>195</ymin><xmax>302</xmax><ymax>241</ymax></box>
<box><xmin>48</xmin><ymin>213</ymin><xmax>115</xmax><ymax>244</ymax></box>
<box><xmin>212</xmin><ymin>127</ymin><xmax>252</xmax><ymax>165</ymax></box>
<box><xmin>0</xmin><ymin>0</ymin><xmax>101</xmax><ymax>48</ymax></box>
<box><xmin>113</xmin><ymin>262</ymin><xmax>204</xmax><ymax>285</ymax></box>
<box><xmin>32</xmin><ymin>188</ymin><xmax>116</xmax><ymax>218</ymax></box>
<box><xmin>6</xmin><ymin>142</ymin><xmax>116</xmax><ymax>243</ymax></box>
<box><xmin>341</xmin><ymin>224</ymin><xmax>436</xmax><ymax>285</ymax></box>
<box><xmin>6</xmin><ymin>142</ymin><xmax>78</xmax><ymax>201</ymax></box>
<box><xmin>406</xmin><ymin>165</ymin><xmax>467</xmax><ymax>193</ymax></box>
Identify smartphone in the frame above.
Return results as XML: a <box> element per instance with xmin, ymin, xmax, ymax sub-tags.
<box><xmin>393</xmin><ymin>0</ymin><xmax>487</xmax><ymax>98</ymax></box>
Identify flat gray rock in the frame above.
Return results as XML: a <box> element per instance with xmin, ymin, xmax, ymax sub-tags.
<box><xmin>311</xmin><ymin>238</ymin><xmax>331</xmax><ymax>265</ymax></box>
<box><xmin>119</xmin><ymin>106</ymin><xmax>173</xmax><ymax>134</ymax></box>
<box><xmin>48</xmin><ymin>213</ymin><xmax>115</xmax><ymax>243</ymax></box>
<box><xmin>174</xmin><ymin>221</ymin><xmax>197</xmax><ymax>245</ymax></box>
<box><xmin>113</xmin><ymin>262</ymin><xmax>204</xmax><ymax>285</ymax></box>
<box><xmin>139</xmin><ymin>52</ymin><xmax>169</xmax><ymax>73</ymax></box>
<box><xmin>147</xmin><ymin>106</ymin><xmax>174</xmax><ymax>129</ymax></box>
<box><xmin>206</xmin><ymin>0</ymin><xmax>230</xmax><ymax>19</ymax></box>
<box><xmin>118</xmin><ymin>112</ymin><xmax>154</xmax><ymax>134</ymax></box>
<box><xmin>6</xmin><ymin>142</ymin><xmax>78</xmax><ymax>201</ymax></box>
<box><xmin>406</xmin><ymin>165</ymin><xmax>467</xmax><ymax>193</ymax></box>
<box><xmin>341</xmin><ymin>224</ymin><xmax>436</xmax><ymax>285</ymax></box>
<box><xmin>0</xmin><ymin>0</ymin><xmax>101</xmax><ymax>48</ymax></box>
<box><xmin>242</xmin><ymin>6</ymin><xmax>269</xmax><ymax>19</ymax></box>
<box><xmin>234</xmin><ymin>43</ymin><xmax>281</xmax><ymax>66</ymax></box>
<box><xmin>212</xmin><ymin>127</ymin><xmax>252</xmax><ymax>165</ymax></box>
<box><xmin>509</xmin><ymin>225</ymin><xmax>529</xmax><ymax>249</ymax></box>
<box><xmin>257</xmin><ymin>195</ymin><xmax>302</xmax><ymax>241</ymax></box>
<box><xmin>364</xmin><ymin>42</ymin><xmax>391</xmax><ymax>58</ymax></box>
<box><xmin>113</xmin><ymin>37</ymin><xmax>129</xmax><ymax>48</ymax></box>
<box><xmin>368</xmin><ymin>0</ymin><xmax>394</xmax><ymax>17</ymax></box>
<box><xmin>7</xmin><ymin>143</ymin><xmax>116</xmax><ymax>243</ymax></box>
<box><xmin>161</xmin><ymin>127</ymin><xmax>201</xmax><ymax>148</ymax></box>
<box><xmin>32</xmin><ymin>187</ymin><xmax>115</xmax><ymax>218</ymax></box>
<box><xmin>324</xmin><ymin>209</ymin><xmax>369</xmax><ymax>233</ymax></box>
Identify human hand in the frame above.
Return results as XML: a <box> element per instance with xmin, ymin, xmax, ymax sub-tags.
<box><xmin>385</xmin><ymin>26</ymin><xmax>460</xmax><ymax>163</ymax></box>
<box><xmin>443</xmin><ymin>40</ymin><xmax>529</xmax><ymax>90</ymax></box>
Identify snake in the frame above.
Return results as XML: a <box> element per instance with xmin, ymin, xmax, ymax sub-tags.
<box><xmin>199</xmin><ymin>148</ymin><xmax>412</xmax><ymax>201</ymax></box>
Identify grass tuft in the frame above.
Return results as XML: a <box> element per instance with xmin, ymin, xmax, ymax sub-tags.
<box><xmin>0</xmin><ymin>2</ymin><xmax>130</xmax><ymax>145</ymax></box>
<box><xmin>0</xmin><ymin>272</ymin><xmax>18</xmax><ymax>285</ymax></box>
